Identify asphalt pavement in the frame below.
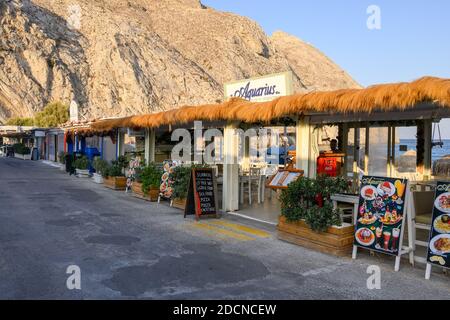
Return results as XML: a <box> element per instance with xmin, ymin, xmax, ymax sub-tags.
<box><xmin>0</xmin><ymin>157</ymin><xmax>449</xmax><ymax>299</ymax></box>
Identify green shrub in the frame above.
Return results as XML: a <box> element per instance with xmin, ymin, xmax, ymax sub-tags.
<box><xmin>13</xmin><ymin>143</ymin><xmax>31</xmax><ymax>155</ymax></box>
<box><xmin>102</xmin><ymin>156</ymin><xmax>128</xmax><ymax>178</ymax></box>
<box><xmin>116</xmin><ymin>155</ymin><xmax>128</xmax><ymax>169</ymax></box>
<box><xmin>134</xmin><ymin>167</ymin><xmax>144</xmax><ymax>183</ymax></box>
<box><xmin>73</xmin><ymin>156</ymin><xmax>89</xmax><ymax>170</ymax></box>
<box><xmin>104</xmin><ymin>164</ymin><xmax>123</xmax><ymax>178</ymax></box>
<box><xmin>34</xmin><ymin>102</ymin><xmax>69</xmax><ymax>128</ymax></box>
<box><xmin>6</xmin><ymin>101</ymin><xmax>68</xmax><ymax>128</ymax></box>
<box><xmin>92</xmin><ymin>157</ymin><xmax>109</xmax><ymax>175</ymax></box>
<box><xmin>280</xmin><ymin>175</ymin><xmax>349</xmax><ymax>232</ymax></box>
<box><xmin>171</xmin><ymin>164</ymin><xmax>209</xmax><ymax>199</ymax></box>
<box><xmin>140</xmin><ymin>163</ymin><xmax>163</xmax><ymax>193</ymax></box>
<box><xmin>6</xmin><ymin>117</ymin><xmax>34</xmax><ymax>126</ymax></box>
<box><xmin>58</xmin><ymin>151</ymin><xmax>67</xmax><ymax>164</ymax></box>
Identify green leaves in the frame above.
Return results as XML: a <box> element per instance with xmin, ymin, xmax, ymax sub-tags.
<box><xmin>58</xmin><ymin>151</ymin><xmax>67</xmax><ymax>164</ymax></box>
<box><xmin>171</xmin><ymin>164</ymin><xmax>210</xmax><ymax>199</ymax></box>
<box><xmin>34</xmin><ymin>102</ymin><xmax>69</xmax><ymax>128</ymax></box>
<box><xmin>280</xmin><ymin>175</ymin><xmax>349</xmax><ymax>232</ymax></box>
<box><xmin>140</xmin><ymin>163</ymin><xmax>163</xmax><ymax>193</ymax></box>
<box><xmin>6</xmin><ymin>117</ymin><xmax>34</xmax><ymax>126</ymax></box>
<box><xmin>5</xmin><ymin>102</ymin><xmax>69</xmax><ymax>128</ymax></box>
<box><xmin>102</xmin><ymin>157</ymin><xmax>127</xmax><ymax>178</ymax></box>
<box><xmin>12</xmin><ymin>143</ymin><xmax>30</xmax><ymax>155</ymax></box>
<box><xmin>73</xmin><ymin>156</ymin><xmax>89</xmax><ymax>170</ymax></box>
<box><xmin>92</xmin><ymin>157</ymin><xmax>109</xmax><ymax>174</ymax></box>
<box><xmin>171</xmin><ymin>166</ymin><xmax>192</xmax><ymax>199</ymax></box>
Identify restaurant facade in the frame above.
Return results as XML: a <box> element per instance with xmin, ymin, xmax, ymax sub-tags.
<box><xmin>3</xmin><ymin>75</ymin><xmax>449</xmax><ymax>277</ymax></box>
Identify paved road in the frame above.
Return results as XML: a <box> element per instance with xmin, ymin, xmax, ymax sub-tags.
<box><xmin>0</xmin><ymin>157</ymin><xmax>449</xmax><ymax>299</ymax></box>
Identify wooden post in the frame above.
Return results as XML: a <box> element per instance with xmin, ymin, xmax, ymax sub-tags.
<box><xmin>117</xmin><ymin>129</ymin><xmax>125</xmax><ymax>158</ymax></box>
<box><xmin>145</xmin><ymin>128</ymin><xmax>156</xmax><ymax>164</ymax></box>
<box><xmin>364</xmin><ymin>124</ymin><xmax>370</xmax><ymax>175</ymax></box>
<box><xmin>223</xmin><ymin>122</ymin><xmax>240</xmax><ymax>212</ymax></box>
<box><xmin>416</xmin><ymin>120</ymin><xmax>425</xmax><ymax>176</ymax></box>
<box><xmin>391</xmin><ymin>125</ymin><xmax>396</xmax><ymax>177</ymax></box>
<box><xmin>353</xmin><ymin>126</ymin><xmax>360</xmax><ymax>187</ymax></box>
<box><xmin>341</xmin><ymin>123</ymin><xmax>349</xmax><ymax>177</ymax></box>
<box><xmin>423</xmin><ymin>119</ymin><xmax>432</xmax><ymax>179</ymax></box>
<box><xmin>309</xmin><ymin>127</ymin><xmax>319</xmax><ymax>179</ymax></box>
<box><xmin>295</xmin><ymin>117</ymin><xmax>311</xmax><ymax>177</ymax></box>
<box><xmin>425</xmin><ymin>263</ymin><xmax>432</xmax><ymax>280</ymax></box>
<box><xmin>387</xmin><ymin>126</ymin><xmax>392</xmax><ymax>176</ymax></box>
<box><xmin>100</xmin><ymin>136</ymin><xmax>104</xmax><ymax>160</ymax></box>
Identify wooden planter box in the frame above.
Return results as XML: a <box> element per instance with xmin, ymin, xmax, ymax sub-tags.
<box><xmin>277</xmin><ymin>216</ymin><xmax>354</xmax><ymax>257</ymax></box>
<box><xmin>172</xmin><ymin>198</ymin><xmax>187</xmax><ymax>210</ymax></box>
<box><xmin>76</xmin><ymin>169</ymin><xmax>90</xmax><ymax>178</ymax></box>
<box><xmin>131</xmin><ymin>182</ymin><xmax>159</xmax><ymax>202</ymax></box>
<box><xmin>14</xmin><ymin>153</ymin><xmax>32</xmax><ymax>160</ymax></box>
<box><xmin>92</xmin><ymin>173</ymin><xmax>104</xmax><ymax>184</ymax></box>
<box><xmin>103</xmin><ymin>176</ymin><xmax>127</xmax><ymax>190</ymax></box>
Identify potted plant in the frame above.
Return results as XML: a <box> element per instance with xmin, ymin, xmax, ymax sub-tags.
<box><xmin>170</xmin><ymin>164</ymin><xmax>209</xmax><ymax>210</ymax></box>
<box><xmin>278</xmin><ymin>175</ymin><xmax>354</xmax><ymax>256</ymax></box>
<box><xmin>132</xmin><ymin>163</ymin><xmax>163</xmax><ymax>201</ymax></box>
<box><xmin>92</xmin><ymin>156</ymin><xmax>108</xmax><ymax>184</ymax></box>
<box><xmin>170</xmin><ymin>165</ymin><xmax>191</xmax><ymax>209</ymax></box>
<box><xmin>58</xmin><ymin>151</ymin><xmax>67</xmax><ymax>171</ymax></box>
<box><xmin>103</xmin><ymin>156</ymin><xmax>128</xmax><ymax>190</ymax></box>
<box><xmin>13</xmin><ymin>143</ymin><xmax>32</xmax><ymax>160</ymax></box>
<box><xmin>73</xmin><ymin>155</ymin><xmax>90</xmax><ymax>178</ymax></box>
<box><xmin>64</xmin><ymin>153</ymin><xmax>76</xmax><ymax>175</ymax></box>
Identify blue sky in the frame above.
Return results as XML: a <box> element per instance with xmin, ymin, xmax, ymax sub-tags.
<box><xmin>203</xmin><ymin>0</ymin><xmax>450</xmax><ymax>138</ymax></box>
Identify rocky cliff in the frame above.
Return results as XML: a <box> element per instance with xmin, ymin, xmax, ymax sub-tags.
<box><xmin>0</xmin><ymin>0</ymin><xmax>361</xmax><ymax>123</ymax></box>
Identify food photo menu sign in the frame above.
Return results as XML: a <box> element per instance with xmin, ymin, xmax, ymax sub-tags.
<box><xmin>354</xmin><ymin>176</ymin><xmax>408</xmax><ymax>256</ymax></box>
<box><xmin>426</xmin><ymin>181</ymin><xmax>450</xmax><ymax>269</ymax></box>
<box><xmin>160</xmin><ymin>160</ymin><xmax>177</xmax><ymax>200</ymax></box>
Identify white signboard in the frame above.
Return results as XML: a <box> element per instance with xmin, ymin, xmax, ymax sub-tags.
<box><xmin>70</xmin><ymin>100</ymin><xmax>79</xmax><ymax>122</ymax></box>
<box><xmin>224</xmin><ymin>71</ymin><xmax>294</xmax><ymax>102</ymax></box>
<box><xmin>34</xmin><ymin>131</ymin><xmax>46</xmax><ymax>137</ymax></box>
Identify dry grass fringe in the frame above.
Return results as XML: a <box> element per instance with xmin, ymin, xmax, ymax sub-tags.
<box><xmin>90</xmin><ymin>76</ymin><xmax>450</xmax><ymax>132</ymax></box>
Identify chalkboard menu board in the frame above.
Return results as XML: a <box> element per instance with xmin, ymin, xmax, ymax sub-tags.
<box><xmin>426</xmin><ymin>181</ymin><xmax>450</xmax><ymax>269</ymax></box>
<box><xmin>185</xmin><ymin>168</ymin><xmax>218</xmax><ymax>219</ymax></box>
<box><xmin>354</xmin><ymin>176</ymin><xmax>408</xmax><ymax>256</ymax></box>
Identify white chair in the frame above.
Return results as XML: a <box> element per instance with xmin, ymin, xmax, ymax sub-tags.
<box><xmin>240</xmin><ymin>167</ymin><xmax>264</xmax><ymax>205</ymax></box>
<box><xmin>210</xmin><ymin>164</ymin><xmax>219</xmax><ymax>177</ymax></box>
<box><xmin>410</xmin><ymin>185</ymin><xmax>435</xmax><ymax>265</ymax></box>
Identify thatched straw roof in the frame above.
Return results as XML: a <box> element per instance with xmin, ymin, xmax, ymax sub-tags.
<box><xmin>91</xmin><ymin>76</ymin><xmax>450</xmax><ymax>132</ymax></box>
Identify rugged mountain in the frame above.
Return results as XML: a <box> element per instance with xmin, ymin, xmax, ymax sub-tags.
<box><xmin>0</xmin><ymin>0</ymin><xmax>361</xmax><ymax>123</ymax></box>
<box><xmin>270</xmin><ymin>31</ymin><xmax>361</xmax><ymax>91</ymax></box>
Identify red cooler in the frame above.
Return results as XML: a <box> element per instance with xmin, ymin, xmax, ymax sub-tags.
<box><xmin>317</xmin><ymin>153</ymin><xmax>344</xmax><ymax>177</ymax></box>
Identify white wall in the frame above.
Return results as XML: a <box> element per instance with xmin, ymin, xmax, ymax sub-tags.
<box><xmin>102</xmin><ymin>136</ymin><xmax>117</xmax><ymax>163</ymax></box>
